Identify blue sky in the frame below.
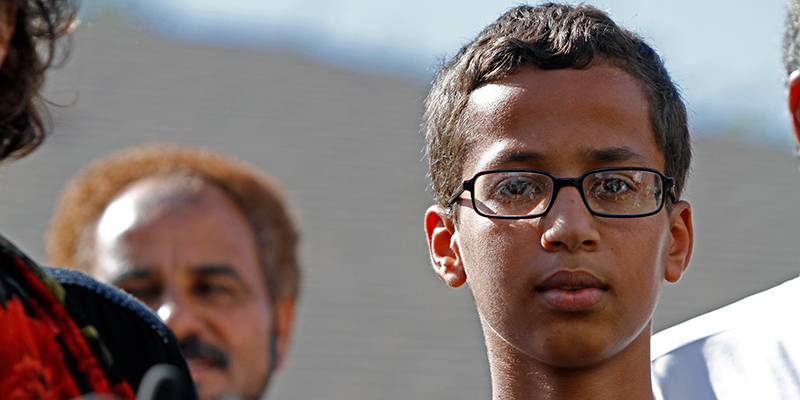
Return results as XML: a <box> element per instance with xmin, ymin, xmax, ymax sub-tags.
<box><xmin>91</xmin><ymin>0</ymin><xmax>792</xmax><ymax>145</ymax></box>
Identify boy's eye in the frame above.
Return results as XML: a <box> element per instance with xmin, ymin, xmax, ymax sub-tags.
<box><xmin>589</xmin><ymin>174</ymin><xmax>639</xmax><ymax>202</ymax></box>
<box><xmin>486</xmin><ymin>175</ymin><xmax>548</xmax><ymax>202</ymax></box>
<box><xmin>600</xmin><ymin>178</ymin><xmax>633</xmax><ymax>194</ymax></box>
<box><xmin>498</xmin><ymin>178</ymin><xmax>539</xmax><ymax>197</ymax></box>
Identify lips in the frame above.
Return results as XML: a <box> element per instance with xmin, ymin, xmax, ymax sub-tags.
<box><xmin>186</xmin><ymin>357</ymin><xmax>213</xmax><ymax>379</ymax></box>
<box><xmin>535</xmin><ymin>270</ymin><xmax>608</xmax><ymax>311</ymax></box>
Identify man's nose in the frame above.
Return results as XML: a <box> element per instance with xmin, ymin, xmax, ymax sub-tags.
<box><xmin>155</xmin><ymin>291</ymin><xmax>202</xmax><ymax>339</ymax></box>
<box><xmin>540</xmin><ymin>186</ymin><xmax>600</xmax><ymax>252</ymax></box>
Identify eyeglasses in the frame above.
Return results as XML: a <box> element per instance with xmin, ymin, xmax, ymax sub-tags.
<box><xmin>447</xmin><ymin>167</ymin><xmax>676</xmax><ymax>219</ymax></box>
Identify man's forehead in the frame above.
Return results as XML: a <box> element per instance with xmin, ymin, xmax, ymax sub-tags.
<box><xmin>96</xmin><ymin>177</ymin><xmax>214</xmax><ymax>241</ymax></box>
<box><xmin>119</xmin><ymin>176</ymin><xmax>206</xmax><ymax>212</ymax></box>
<box><xmin>95</xmin><ymin>192</ymin><xmax>141</xmax><ymax>244</ymax></box>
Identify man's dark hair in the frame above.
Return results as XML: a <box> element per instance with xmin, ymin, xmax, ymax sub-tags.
<box><xmin>784</xmin><ymin>0</ymin><xmax>800</xmax><ymax>78</ymax></box>
<box><xmin>0</xmin><ymin>0</ymin><xmax>77</xmax><ymax>162</ymax></box>
<box><xmin>423</xmin><ymin>3</ymin><xmax>691</xmax><ymax>208</ymax></box>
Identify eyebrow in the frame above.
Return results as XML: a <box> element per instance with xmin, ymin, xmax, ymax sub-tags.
<box><xmin>489</xmin><ymin>150</ymin><xmax>546</xmax><ymax>166</ymax></box>
<box><xmin>488</xmin><ymin>146</ymin><xmax>647</xmax><ymax>167</ymax></box>
<box><xmin>586</xmin><ymin>147</ymin><xmax>647</xmax><ymax>165</ymax></box>
<box><xmin>190</xmin><ymin>264</ymin><xmax>244</xmax><ymax>281</ymax></box>
<box><xmin>109</xmin><ymin>268</ymin><xmax>155</xmax><ymax>285</ymax></box>
<box><xmin>109</xmin><ymin>264</ymin><xmax>244</xmax><ymax>285</ymax></box>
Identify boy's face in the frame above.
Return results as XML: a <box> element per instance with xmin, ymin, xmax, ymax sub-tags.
<box><xmin>425</xmin><ymin>62</ymin><xmax>693</xmax><ymax>368</ymax></box>
<box><xmin>91</xmin><ymin>179</ymin><xmax>279</xmax><ymax>400</ymax></box>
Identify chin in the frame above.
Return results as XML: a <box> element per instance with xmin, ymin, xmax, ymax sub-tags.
<box><xmin>526</xmin><ymin>330</ymin><xmax>626</xmax><ymax>368</ymax></box>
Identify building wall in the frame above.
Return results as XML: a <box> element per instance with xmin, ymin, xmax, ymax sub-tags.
<box><xmin>0</xmin><ymin>20</ymin><xmax>796</xmax><ymax>399</ymax></box>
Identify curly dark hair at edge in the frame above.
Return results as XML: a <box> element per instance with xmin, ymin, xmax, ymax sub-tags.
<box><xmin>423</xmin><ymin>3</ymin><xmax>691</xmax><ymax>211</ymax></box>
<box><xmin>0</xmin><ymin>0</ymin><xmax>77</xmax><ymax>162</ymax></box>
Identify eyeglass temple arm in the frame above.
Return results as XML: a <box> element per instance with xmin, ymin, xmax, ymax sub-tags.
<box><xmin>665</xmin><ymin>177</ymin><xmax>677</xmax><ymax>203</ymax></box>
<box><xmin>447</xmin><ymin>182</ymin><xmax>469</xmax><ymax>206</ymax></box>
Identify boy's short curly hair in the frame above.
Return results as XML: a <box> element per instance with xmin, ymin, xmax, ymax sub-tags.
<box><xmin>423</xmin><ymin>3</ymin><xmax>690</xmax><ymax>209</ymax></box>
<box><xmin>46</xmin><ymin>143</ymin><xmax>301</xmax><ymax>303</ymax></box>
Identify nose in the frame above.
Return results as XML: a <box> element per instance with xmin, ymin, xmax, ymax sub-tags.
<box><xmin>540</xmin><ymin>185</ymin><xmax>600</xmax><ymax>252</ymax></box>
<box><xmin>155</xmin><ymin>290</ymin><xmax>203</xmax><ymax>340</ymax></box>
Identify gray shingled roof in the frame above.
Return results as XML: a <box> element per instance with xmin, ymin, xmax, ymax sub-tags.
<box><xmin>0</xmin><ymin>19</ymin><xmax>797</xmax><ymax>399</ymax></box>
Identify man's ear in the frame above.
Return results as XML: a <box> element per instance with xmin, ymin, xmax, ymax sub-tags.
<box><xmin>788</xmin><ymin>70</ymin><xmax>800</xmax><ymax>145</ymax></box>
<box><xmin>0</xmin><ymin>0</ymin><xmax>15</xmax><ymax>66</ymax></box>
<box><xmin>424</xmin><ymin>205</ymin><xmax>466</xmax><ymax>288</ymax></box>
<box><xmin>664</xmin><ymin>200</ymin><xmax>693</xmax><ymax>283</ymax></box>
<box><xmin>272</xmin><ymin>297</ymin><xmax>296</xmax><ymax>370</ymax></box>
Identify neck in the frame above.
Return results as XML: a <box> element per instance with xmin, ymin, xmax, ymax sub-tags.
<box><xmin>484</xmin><ymin>325</ymin><xmax>655</xmax><ymax>400</ymax></box>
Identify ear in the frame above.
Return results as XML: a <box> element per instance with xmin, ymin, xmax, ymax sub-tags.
<box><xmin>0</xmin><ymin>0</ymin><xmax>15</xmax><ymax>66</ymax></box>
<box><xmin>424</xmin><ymin>205</ymin><xmax>466</xmax><ymax>288</ymax></box>
<box><xmin>789</xmin><ymin>70</ymin><xmax>800</xmax><ymax>145</ymax></box>
<box><xmin>272</xmin><ymin>297</ymin><xmax>296</xmax><ymax>370</ymax></box>
<box><xmin>664</xmin><ymin>200</ymin><xmax>693</xmax><ymax>283</ymax></box>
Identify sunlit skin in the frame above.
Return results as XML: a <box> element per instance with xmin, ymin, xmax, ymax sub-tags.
<box><xmin>90</xmin><ymin>178</ymin><xmax>276</xmax><ymax>400</ymax></box>
<box><xmin>425</xmin><ymin>62</ymin><xmax>693</xmax><ymax>399</ymax></box>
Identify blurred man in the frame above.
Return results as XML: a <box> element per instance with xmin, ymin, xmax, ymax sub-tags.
<box><xmin>47</xmin><ymin>144</ymin><xmax>301</xmax><ymax>400</ymax></box>
<box><xmin>650</xmin><ymin>2</ymin><xmax>800</xmax><ymax>398</ymax></box>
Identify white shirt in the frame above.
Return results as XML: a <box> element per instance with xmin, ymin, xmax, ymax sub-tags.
<box><xmin>651</xmin><ymin>276</ymin><xmax>800</xmax><ymax>400</ymax></box>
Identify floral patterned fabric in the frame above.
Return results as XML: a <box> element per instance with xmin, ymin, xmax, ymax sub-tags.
<box><xmin>0</xmin><ymin>234</ymin><xmax>136</xmax><ymax>399</ymax></box>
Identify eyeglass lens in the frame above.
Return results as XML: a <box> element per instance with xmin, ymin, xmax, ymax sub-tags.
<box><xmin>472</xmin><ymin>169</ymin><xmax>663</xmax><ymax>217</ymax></box>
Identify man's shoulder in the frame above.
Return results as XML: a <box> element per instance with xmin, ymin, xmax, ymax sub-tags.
<box><xmin>652</xmin><ymin>275</ymin><xmax>800</xmax><ymax>359</ymax></box>
<box><xmin>651</xmin><ymin>276</ymin><xmax>800</xmax><ymax>400</ymax></box>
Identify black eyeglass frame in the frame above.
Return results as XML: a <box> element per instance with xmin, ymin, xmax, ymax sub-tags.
<box><xmin>447</xmin><ymin>166</ymin><xmax>677</xmax><ymax>219</ymax></box>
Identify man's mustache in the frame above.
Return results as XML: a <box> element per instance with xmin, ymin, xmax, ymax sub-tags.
<box><xmin>179</xmin><ymin>336</ymin><xmax>230</xmax><ymax>370</ymax></box>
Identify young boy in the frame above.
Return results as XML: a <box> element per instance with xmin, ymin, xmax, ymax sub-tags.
<box><xmin>422</xmin><ymin>3</ymin><xmax>693</xmax><ymax>399</ymax></box>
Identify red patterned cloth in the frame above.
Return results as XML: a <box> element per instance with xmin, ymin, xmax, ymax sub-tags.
<box><xmin>0</xmin><ymin>234</ymin><xmax>135</xmax><ymax>399</ymax></box>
